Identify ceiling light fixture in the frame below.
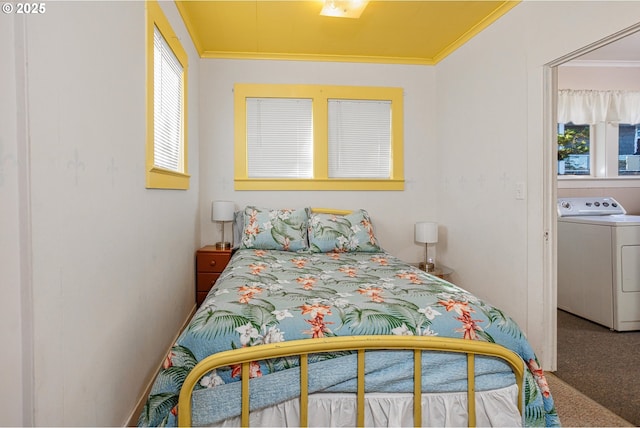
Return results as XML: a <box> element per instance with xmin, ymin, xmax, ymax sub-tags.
<box><xmin>320</xmin><ymin>0</ymin><xmax>368</xmax><ymax>19</ymax></box>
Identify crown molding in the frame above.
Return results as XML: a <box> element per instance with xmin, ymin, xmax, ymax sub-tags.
<box><xmin>565</xmin><ymin>60</ymin><xmax>640</xmax><ymax>68</ymax></box>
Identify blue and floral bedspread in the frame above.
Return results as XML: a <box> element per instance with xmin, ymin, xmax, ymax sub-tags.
<box><xmin>138</xmin><ymin>249</ymin><xmax>559</xmax><ymax>427</ymax></box>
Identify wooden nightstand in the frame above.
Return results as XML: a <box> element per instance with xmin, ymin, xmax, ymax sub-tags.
<box><xmin>196</xmin><ymin>246</ymin><xmax>232</xmax><ymax>306</ymax></box>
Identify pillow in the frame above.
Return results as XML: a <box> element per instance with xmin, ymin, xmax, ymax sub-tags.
<box><xmin>232</xmin><ymin>210</ymin><xmax>244</xmax><ymax>249</ymax></box>
<box><xmin>240</xmin><ymin>206</ymin><xmax>309</xmax><ymax>251</ymax></box>
<box><xmin>308</xmin><ymin>209</ymin><xmax>381</xmax><ymax>253</ymax></box>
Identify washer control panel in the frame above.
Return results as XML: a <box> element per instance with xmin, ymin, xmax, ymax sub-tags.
<box><xmin>557</xmin><ymin>197</ymin><xmax>626</xmax><ymax>217</ymax></box>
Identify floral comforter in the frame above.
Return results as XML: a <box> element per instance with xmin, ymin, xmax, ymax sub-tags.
<box><xmin>138</xmin><ymin>249</ymin><xmax>559</xmax><ymax>427</ymax></box>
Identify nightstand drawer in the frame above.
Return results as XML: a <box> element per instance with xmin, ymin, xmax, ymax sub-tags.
<box><xmin>197</xmin><ymin>252</ymin><xmax>231</xmax><ymax>273</ymax></box>
<box><xmin>195</xmin><ymin>247</ymin><xmax>233</xmax><ymax>306</ymax></box>
<box><xmin>197</xmin><ymin>273</ymin><xmax>221</xmax><ymax>292</ymax></box>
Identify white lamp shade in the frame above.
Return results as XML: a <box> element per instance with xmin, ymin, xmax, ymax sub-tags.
<box><xmin>415</xmin><ymin>222</ymin><xmax>438</xmax><ymax>244</ymax></box>
<box><xmin>212</xmin><ymin>200</ymin><xmax>235</xmax><ymax>222</ymax></box>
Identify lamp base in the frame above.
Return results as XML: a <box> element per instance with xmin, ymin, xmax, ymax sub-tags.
<box><xmin>215</xmin><ymin>241</ymin><xmax>231</xmax><ymax>250</ymax></box>
<box><xmin>419</xmin><ymin>261</ymin><xmax>435</xmax><ymax>272</ymax></box>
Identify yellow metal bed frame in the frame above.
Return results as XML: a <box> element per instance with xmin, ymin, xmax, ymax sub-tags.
<box><xmin>178</xmin><ymin>335</ymin><xmax>525</xmax><ymax>427</ymax></box>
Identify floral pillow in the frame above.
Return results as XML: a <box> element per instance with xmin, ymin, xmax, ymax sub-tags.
<box><xmin>308</xmin><ymin>209</ymin><xmax>381</xmax><ymax>253</ymax></box>
<box><xmin>240</xmin><ymin>206</ymin><xmax>309</xmax><ymax>251</ymax></box>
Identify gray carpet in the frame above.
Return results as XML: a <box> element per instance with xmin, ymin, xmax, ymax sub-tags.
<box><xmin>556</xmin><ymin>309</ymin><xmax>640</xmax><ymax>426</ymax></box>
<box><xmin>546</xmin><ymin>373</ymin><xmax>632</xmax><ymax>427</ymax></box>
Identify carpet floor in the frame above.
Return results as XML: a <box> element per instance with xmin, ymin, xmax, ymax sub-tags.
<box><xmin>556</xmin><ymin>309</ymin><xmax>640</xmax><ymax>426</ymax></box>
<box><xmin>546</xmin><ymin>373</ymin><xmax>632</xmax><ymax>427</ymax></box>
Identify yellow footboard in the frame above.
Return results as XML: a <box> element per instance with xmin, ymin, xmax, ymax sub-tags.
<box><xmin>178</xmin><ymin>335</ymin><xmax>524</xmax><ymax>427</ymax></box>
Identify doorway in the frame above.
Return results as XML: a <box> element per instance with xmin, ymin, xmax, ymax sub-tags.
<box><xmin>544</xmin><ymin>22</ymin><xmax>640</xmax><ymax>423</ymax></box>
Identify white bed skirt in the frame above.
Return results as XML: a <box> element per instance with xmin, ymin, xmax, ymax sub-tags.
<box><xmin>209</xmin><ymin>384</ymin><xmax>521</xmax><ymax>427</ymax></box>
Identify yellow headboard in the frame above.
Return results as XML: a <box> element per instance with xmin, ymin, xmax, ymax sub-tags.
<box><xmin>310</xmin><ymin>208</ymin><xmax>353</xmax><ymax>216</ymax></box>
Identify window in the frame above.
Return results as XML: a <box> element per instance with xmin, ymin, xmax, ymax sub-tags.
<box><xmin>557</xmin><ymin>122</ymin><xmax>640</xmax><ymax>177</ymax></box>
<box><xmin>234</xmin><ymin>84</ymin><xmax>404</xmax><ymax>191</ymax></box>
<box><xmin>146</xmin><ymin>0</ymin><xmax>189</xmax><ymax>189</ymax></box>
<box><xmin>557</xmin><ymin>89</ymin><xmax>640</xmax><ymax>179</ymax></box>
<box><xmin>557</xmin><ymin>123</ymin><xmax>590</xmax><ymax>176</ymax></box>
<box><xmin>618</xmin><ymin>124</ymin><xmax>640</xmax><ymax>176</ymax></box>
<box><xmin>246</xmin><ymin>98</ymin><xmax>313</xmax><ymax>179</ymax></box>
<box><xmin>328</xmin><ymin>99</ymin><xmax>392</xmax><ymax>179</ymax></box>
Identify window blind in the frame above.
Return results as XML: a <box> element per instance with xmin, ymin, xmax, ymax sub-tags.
<box><xmin>153</xmin><ymin>26</ymin><xmax>183</xmax><ymax>172</ymax></box>
<box><xmin>328</xmin><ymin>99</ymin><xmax>391</xmax><ymax>178</ymax></box>
<box><xmin>246</xmin><ymin>98</ymin><xmax>313</xmax><ymax>178</ymax></box>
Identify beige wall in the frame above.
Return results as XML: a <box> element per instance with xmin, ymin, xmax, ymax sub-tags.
<box><xmin>199</xmin><ymin>60</ymin><xmax>438</xmax><ymax>265</ymax></box>
<box><xmin>0</xmin><ymin>12</ymin><xmax>29</xmax><ymax>427</ymax></box>
<box><xmin>435</xmin><ymin>0</ymin><xmax>640</xmax><ymax>369</ymax></box>
<box><xmin>559</xmin><ymin>65</ymin><xmax>640</xmax><ymax>90</ymax></box>
<box><xmin>2</xmin><ymin>1</ymin><xmax>201</xmax><ymax>425</ymax></box>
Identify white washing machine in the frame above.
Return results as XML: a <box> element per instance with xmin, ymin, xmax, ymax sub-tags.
<box><xmin>558</xmin><ymin>197</ymin><xmax>640</xmax><ymax>331</ymax></box>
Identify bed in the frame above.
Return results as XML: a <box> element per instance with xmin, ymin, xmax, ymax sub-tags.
<box><xmin>138</xmin><ymin>207</ymin><xmax>559</xmax><ymax>427</ymax></box>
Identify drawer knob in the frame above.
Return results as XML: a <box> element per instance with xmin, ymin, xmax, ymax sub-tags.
<box><xmin>209</xmin><ymin>260</ymin><xmax>216</xmax><ymax>266</ymax></box>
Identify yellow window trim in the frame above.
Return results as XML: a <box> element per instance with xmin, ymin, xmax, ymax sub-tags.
<box><xmin>147</xmin><ymin>166</ymin><xmax>191</xmax><ymax>190</ymax></box>
<box><xmin>234</xmin><ymin>179</ymin><xmax>404</xmax><ymax>191</ymax></box>
<box><xmin>234</xmin><ymin>83</ymin><xmax>404</xmax><ymax>191</ymax></box>
<box><xmin>146</xmin><ymin>0</ymin><xmax>190</xmax><ymax>190</ymax></box>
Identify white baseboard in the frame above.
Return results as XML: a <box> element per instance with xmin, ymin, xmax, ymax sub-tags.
<box><xmin>124</xmin><ymin>304</ymin><xmax>197</xmax><ymax>427</ymax></box>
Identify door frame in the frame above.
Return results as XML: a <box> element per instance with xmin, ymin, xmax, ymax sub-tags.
<box><xmin>543</xmin><ymin>22</ymin><xmax>640</xmax><ymax>370</ymax></box>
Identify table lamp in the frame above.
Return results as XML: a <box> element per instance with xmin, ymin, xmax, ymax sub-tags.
<box><xmin>415</xmin><ymin>221</ymin><xmax>438</xmax><ymax>272</ymax></box>
<box><xmin>212</xmin><ymin>200</ymin><xmax>235</xmax><ymax>250</ymax></box>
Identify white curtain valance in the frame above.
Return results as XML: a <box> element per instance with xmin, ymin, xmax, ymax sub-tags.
<box><xmin>558</xmin><ymin>89</ymin><xmax>640</xmax><ymax>125</ymax></box>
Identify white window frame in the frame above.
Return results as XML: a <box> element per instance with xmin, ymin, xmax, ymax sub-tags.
<box><xmin>558</xmin><ymin>122</ymin><xmax>640</xmax><ymax>180</ymax></box>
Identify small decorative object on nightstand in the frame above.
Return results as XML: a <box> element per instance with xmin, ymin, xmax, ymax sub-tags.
<box><xmin>195</xmin><ymin>246</ymin><xmax>232</xmax><ymax>305</ymax></box>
